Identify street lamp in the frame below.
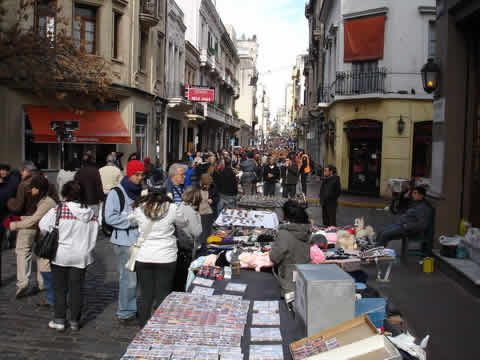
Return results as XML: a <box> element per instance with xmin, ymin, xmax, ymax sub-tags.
<box><xmin>421</xmin><ymin>58</ymin><xmax>440</xmax><ymax>94</ymax></box>
<box><xmin>51</xmin><ymin>120</ymin><xmax>79</xmax><ymax>168</ymax></box>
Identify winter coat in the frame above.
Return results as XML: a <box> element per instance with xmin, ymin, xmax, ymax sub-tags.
<box><xmin>10</xmin><ymin>196</ymin><xmax>57</xmax><ymax>231</ymax></box>
<box><xmin>39</xmin><ymin>202</ymin><xmax>98</xmax><ymax>269</ymax></box>
<box><xmin>74</xmin><ymin>166</ymin><xmax>104</xmax><ymax>205</ymax></box>
<box><xmin>319</xmin><ymin>175</ymin><xmax>341</xmax><ymax>205</ymax></box>
<box><xmin>263</xmin><ymin>165</ymin><xmax>280</xmax><ymax>183</ymax></box>
<box><xmin>214</xmin><ymin>167</ymin><xmax>238</xmax><ymax>196</ymax></box>
<box><xmin>240</xmin><ymin>159</ymin><xmax>258</xmax><ymax>184</ymax></box>
<box><xmin>7</xmin><ymin>174</ymin><xmax>38</xmax><ymax>216</ymax></box>
<box><xmin>270</xmin><ymin>223</ymin><xmax>311</xmax><ymax>296</ymax></box>
<box><xmin>104</xmin><ymin>183</ymin><xmax>139</xmax><ymax>246</ymax></box>
<box><xmin>399</xmin><ymin>200</ymin><xmax>433</xmax><ymax>234</ymax></box>
<box><xmin>284</xmin><ymin>164</ymin><xmax>299</xmax><ymax>185</ymax></box>
<box><xmin>56</xmin><ymin>170</ymin><xmax>76</xmax><ymax>200</ymax></box>
<box><xmin>99</xmin><ymin>165</ymin><xmax>122</xmax><ymax>195</ymax></box>
<box><xmin>128</xmin><ymin>203</ymin><xmax>190</xmax><ymax>264</ymax></box>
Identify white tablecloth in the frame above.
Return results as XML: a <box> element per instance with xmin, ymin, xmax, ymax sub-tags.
<box><xmin>215</xmin><ymin>209</ymin><xmax>279</xmax><ymax>230</ymax></box>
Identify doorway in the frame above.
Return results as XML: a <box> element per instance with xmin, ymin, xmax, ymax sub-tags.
<box><xmin>345</xmin><ymin>120</ymin><xmax>382</xmax><ymax>196</ymax></box>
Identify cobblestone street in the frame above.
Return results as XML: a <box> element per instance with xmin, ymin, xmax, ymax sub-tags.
<box><xmin>0</xmin><ymin>234</ymin><xmax>138</xmax><ymax>360</ymax></box>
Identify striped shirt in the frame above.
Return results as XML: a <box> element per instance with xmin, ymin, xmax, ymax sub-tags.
<box><xmin>172</xmin><ymin>184</ymin><xmax>184</xmax><ymax>204</ymax></box>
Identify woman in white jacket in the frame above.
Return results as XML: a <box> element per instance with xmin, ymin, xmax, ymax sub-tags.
<box><xmin>39</xmin><ymin>181</ymin><xmax>99</xmax><ymax>332</ymax></box>
<box><xmin>129</xmin><ymin>186</ymin><xmax>201</xmax><ymax>327</ymax></box>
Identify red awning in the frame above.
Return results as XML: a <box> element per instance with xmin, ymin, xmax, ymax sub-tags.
<box><xmin>25</xmin><ymin>106</ymin><xmax>131</xmax><ymax>144</ymax></box>
<box><xmin>344</xmin><ymin>15</ymin><xmax>386</xmax><ymax>62</ymax></box>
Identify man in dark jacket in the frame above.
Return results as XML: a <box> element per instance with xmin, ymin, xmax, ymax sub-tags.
<box><xmin>319</xmin><ymin>165</ymin><xmax>341</xmax><ymax>226</ymax></box>
<box><xmin>376</xmin><ymin>187</ymin><xmax>432</xmax><ymax>247</ymax></box>
<box><xmin>214</xmin><ymin>158</ymin><xmax>238</xmax><ymax>213</ymax></box>
<box><xmin>263</xmin><ymin>157</ymin><xmax>280</xmax><ymax>196</ymax></box>
<box><xmin>240</xmin><ymin>152</ymin><xmax>258</xmax><ymax>195</ymax></box>
<box><xmin>270</xmin><ymin>201</ymin><xmax>311</xmax><ymax>297</ymax></box>
<box><xmin>283</xmin><ymin>153</ymin><xmax>299</xmax><ymax>198</ymax></box>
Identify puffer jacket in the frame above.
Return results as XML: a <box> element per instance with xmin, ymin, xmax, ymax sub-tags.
<box><xmin>270</xmin><ymin>223</ymin><xmax>311</xmax><ymax>296</ymax></box>
<box><xmin>240</xmin><ymin>159</ymin><xmax>258</xmax><ymax>184</ymax></box>
<box><xmin>399</xmin><ymin>200</ymin><xmax>433</xmax><ymax>234</ymax></box>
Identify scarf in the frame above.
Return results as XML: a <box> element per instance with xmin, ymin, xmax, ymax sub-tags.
<box><xmin>121</xmin><ymin>177</ymin><xmax>142</xmax><ymax>201</ymax></box>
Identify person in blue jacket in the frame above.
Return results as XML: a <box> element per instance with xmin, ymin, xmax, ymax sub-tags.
<box><xmin>105</xmin><ymin>160</ymin><xmax>145</xmax><ymax>325</ymax></box>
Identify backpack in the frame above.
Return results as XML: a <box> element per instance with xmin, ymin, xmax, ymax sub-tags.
<box><xmin>102</xmin><ymin>187</ymin><xmax>125</xmax><ymax>237</ymax></box>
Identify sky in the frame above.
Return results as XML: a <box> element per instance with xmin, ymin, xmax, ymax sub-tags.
<box><xmin>216</xmin><ymin>0</ymin><xmax>308</xmax><ymax>120</ymax></box>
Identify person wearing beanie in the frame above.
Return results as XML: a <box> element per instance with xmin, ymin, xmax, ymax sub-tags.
<box><xmin>6</xmin><ymin>175</ymin><xmax>57</xmax><ymax>301</ymax></box>
<box><xmin>104</xmin><ymin>159</ymin><xmax>145</xmax><ymax>325</ymax></box>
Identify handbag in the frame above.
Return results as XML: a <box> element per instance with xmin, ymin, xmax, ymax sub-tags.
<box><xmin>125</xmin><ymin>220</ymin><xmax>154</xmax><ymax>272</ymax></box>
<box><xmin>34</xmin><ymin>205</ymin><xmax>61</xmax><ymax>261</ymax></box>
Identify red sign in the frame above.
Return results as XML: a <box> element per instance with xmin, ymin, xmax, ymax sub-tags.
<box><xmin>185</xmin><ymin>85</ymin><xmax>215</xmax><ymax>103</ymax></box>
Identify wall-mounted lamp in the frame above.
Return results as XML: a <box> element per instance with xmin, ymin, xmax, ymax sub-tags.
<box><xmin>397</xmin><ymin>115</ymin><xmax>406</xmax><ymax>135</ymax></box>
<box><xmin>421</xmin><ymin>58</ymin><xmax>440</xmax><ymax>94</ymax></box>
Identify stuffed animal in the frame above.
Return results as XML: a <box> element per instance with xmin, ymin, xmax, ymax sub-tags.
<box><xmin>238</xmin><ymin>251</ymin><xmax>273</xmax><ymax>272</ymax></box>
<box><xmin>354</xmin><ymin>217</ymin><xmax>376</xmax><ymax>249</ymax></box>
<box><xmin>336</xmin><ymin>230</ymin><xmax>357</xmax><ymax>250</ymax></box>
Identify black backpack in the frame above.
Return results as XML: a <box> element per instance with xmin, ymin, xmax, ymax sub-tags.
<box><xmin>102</xmin><ymin>187</ymin><xmax>125</xmax><ymax>237</ymax></box>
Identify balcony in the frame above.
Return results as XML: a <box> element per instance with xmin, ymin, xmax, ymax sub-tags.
<box><xmin>318</xmin><ymin>69</ymin><xmax>387</xmax><ymax>105</ymax></box>
<box><xmin>140</xmin><ymin>0</ymin><xmax>159</xmax><ymax>28</ymax></box>
<box><xmin>206</xmin><ymin>103</ymin><xmax>226</xmax><ymax>123</ymax></box>
<box><xmin>200</xmin><ymin>49</ymin><xmax>216</xmax><ymax>70</ymax></box>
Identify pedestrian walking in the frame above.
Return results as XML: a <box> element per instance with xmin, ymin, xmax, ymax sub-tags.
<box><xmin>104</xmin><ymin>160</ymin><xmax>145</xmax><ymax>325</ymax></box>
<box><xmin>199</xmin><ymin>174</ymin><xmax>218</xmax><ymax>245</ymax></box>
<box><xmin>6</xmin><ymin>175</ymin><xmax>57</xmax><ymax>303</ymax></box>
<box><xmin>99</xmin><ymin>154</ymin><xmax>123</xmax><ymax>195</ymax></box>
<box><xmin>240</xmin><ymin>152</ymin><xmax>258</xmax><ymax>195</ymax></box>
<box><xmin>39</xmin><ymin>180</ymin><xmax>99</xmax><ymax>331</ymax></box>
<box><xmin>319</xmin><ymin>165</ymin><xmax>341</xmax><ymax>227</ymax></box>
<box><xmin>56</xmin><ymin>161</ymin><xmax>77</xmax><ymax>201</ymax></box>
<box><xmin>128</xmin><ymin>186</ymin><xmax>190</xmax><ymax>327</ymax></box>
<box><xmin>263</xmin><ymin>157</ymin><xmax>280</xmax><ymax>196</ymax></box>
<box><xmin>214</xmin><ymin>158</ymin><xmax>238</xmax><ymax>213</ymax></box>
<box><xmin>283</xmin><ymin>154</ymin><xmax>299</xmax><ymax>198</ymax></box>
<box><xmin>165</xmin><ymin>163</ymin><xmax>187</xmax><ymax>204</ymax></box>
<box><xmin>298</xmin><ymin>151</ymin><xmax>311</xmax><ymax>196</ymax></box>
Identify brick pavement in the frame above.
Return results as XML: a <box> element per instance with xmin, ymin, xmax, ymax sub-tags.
<box><xmin>0</xmin><ymin>234</ymin><xmax>138</xmax><ymax>360</ymax></box>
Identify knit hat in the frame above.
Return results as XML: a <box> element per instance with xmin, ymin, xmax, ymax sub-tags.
<box><xmin>126</xmin><ymin>160</ymin><xmax>145</xmax><ymax>177</ymax></box>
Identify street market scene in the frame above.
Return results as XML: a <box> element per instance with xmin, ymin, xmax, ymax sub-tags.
<box><xmin>0</xmin><ymin>0</ymin><xmax>480</xmax><ymax>360</ymax></box>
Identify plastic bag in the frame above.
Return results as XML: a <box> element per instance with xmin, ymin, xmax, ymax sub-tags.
<box><xmin>465</xmin><ymin>228</ymin><xmax>480</xmax><ymax>249</ymax></box>
<box><xmin>439</xmin><ymin>235</ymin><xmax>462</xmax><ymax>246</ymax></box>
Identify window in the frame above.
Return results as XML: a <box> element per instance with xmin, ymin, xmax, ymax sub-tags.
<box><xmin>36</xmin><ymin>0</ymin><xmax>56</xmax><ymax>41</ymax></box>
<box><xmin>74</xmin><ymin>4</ymin><xmax>97</xmax><ymax>54</ymax></box>
<box><xmin>139</xmin><ymin>31</ymin><xmax>148</xmax><ymax>71</ymax></box>
<box><xmin>351</xmin><ymin>60</ymin><xmax>379</xmax><ymax>94</ymax></box>
<box><xmin>112</xmin><ymin>12</ymin><xmax>121</xmax><ymax>59</ymax></box>
<box><xmin>136</xmin><ymin>114</ymin><xmax>148</xmax><ymax>160</ymax></box>
<box><xmin>156</xmin><ymin>37</ymin><xmax>163</xmax><ymax>81</ymax></box>
<box><xmin>24</xmin><ymin>116</ymin><xmax>49</xmax><ymax>169</ymax></box>
<box><xmin>428</xmin><ymin>21</ymin><xmax>436</xmax><ymax>58</ymax></box>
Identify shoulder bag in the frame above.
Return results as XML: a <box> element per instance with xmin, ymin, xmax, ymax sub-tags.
<box><xmin>34</xmin><ymin>205</ymin><xmax>61</xmax><ymax>261</ymax></box>
<box><xmin>125</xmin><ymin>219</ymin><xmax>154</xmax><ymax>272</ymax></box>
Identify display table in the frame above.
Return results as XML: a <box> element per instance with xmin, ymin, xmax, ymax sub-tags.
<box><xmin>215</xmin><ymin>209</ymin><xmax>280</xmax><ymax>230</ymax></box>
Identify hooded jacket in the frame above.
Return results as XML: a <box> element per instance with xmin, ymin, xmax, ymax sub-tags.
<box><xmin>39</xmin><ymin>202</ymin><xmax>99</xmax><ymax>268</ymax></box>
<box><xmin>270</xmin><ymin>223</ymin><xmax>311</xmax><ymax>296</ymax></box>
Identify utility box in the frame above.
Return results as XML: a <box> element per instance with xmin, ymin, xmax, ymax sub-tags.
<box><xmin>295</xmin><ymin>264</ymin><xmax>355</xmax><ymax>337</ymax></box>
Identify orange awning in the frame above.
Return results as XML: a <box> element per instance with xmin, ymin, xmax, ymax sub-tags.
<box><xmin>25</xmin><ymin>106</ymin><xmax>131</xmax><ymax>144</ymax></box>
<box><xmin>344</xmin><ymin>15</ymin><xmax>386</xmax><ymax>62</ymax></box>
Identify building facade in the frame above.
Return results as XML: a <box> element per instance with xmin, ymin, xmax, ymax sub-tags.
<box><xmin>315</xmin><ymin>0</ymin><xmax>435</xmax><ymax>197</ymax></box>
<box><xmin>0</xmin><ymin>0</ymin><xmax>169</xmax><ymax>170</ymax></box>
<box><xmin>430</xmin><ymin>0</ymin><xmax>480</xmax><ymax>237</ymax></box>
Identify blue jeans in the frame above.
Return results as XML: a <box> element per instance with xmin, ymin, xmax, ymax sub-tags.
<box><xmin>41</xmin><ymin>272</ymin><xmax>54</xmax><ymax>305</ymax></box>
<box><xmin>376</xmin><ymin>224</ymin><xmax>406</xmax><ymax>247</ymax></box>
<box><xmin>113</xmin><ymin>244</ymin><xmax>137</xmax><ymax>319</ymax></box>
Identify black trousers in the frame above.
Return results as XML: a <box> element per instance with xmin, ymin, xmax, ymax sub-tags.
<box><xmin>284</xmin><ymin>184</ymin><xmax>296</xmax><ymax>198</ymax></box>
<box><xmin>264</xmin><ymin>182</ymin><xmax>276</xmax><ymax>196</ymax></box>
<box><xmin>51</xmin><ymin>264</ymin><xmax>86</xmax><ymax>323</ymax></box>
<box><xmin>136</xmin><ymin>261</ymin><xmax>176</xmax><ymax>327</ymax></box>
<box><xmin>300</xmin><ymin>173</ymin><xmax>309</xmax><ymax>195</ymax></box>
<box><xmin>322</xmin><ymin>203</ymin><xmax>338</xmax><ymax>227</ymax></box>
<box><xmin>201</xmin><ymin>213</ymin><xmax>216</xmax><ymax>245</ymax></box>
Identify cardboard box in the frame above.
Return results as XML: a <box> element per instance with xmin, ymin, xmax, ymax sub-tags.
<box><xmin>290</xmin><ymin>316</ymin><xmax>401</xmax><ymax>360</ymax></box>
<box><xmin>295</xmin><ymin>264</ymin><xmax>355</xmax><ymax>336</ymax></box>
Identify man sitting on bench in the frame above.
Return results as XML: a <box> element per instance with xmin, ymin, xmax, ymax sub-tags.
<box><xmin>376</xmin><ymin>186</ymin><xmax>432</xmax><ymax>248</ymax></box>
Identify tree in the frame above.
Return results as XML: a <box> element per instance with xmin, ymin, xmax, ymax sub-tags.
<box><xmin>0</xmin><ymin>0</ymin><xmax>117</xmax><ymax>108</ymax></box>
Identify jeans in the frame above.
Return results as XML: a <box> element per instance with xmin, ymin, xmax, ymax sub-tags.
<box><xmin>51</xmin><ymin>264</ymin><xmax>86</xmax><ymax>323</ymax></box>
<box><xmin>264</xmin><ymin>182</ymin><xmax>276</xmax><ymax>196</ymax></box>
<box><xmin>322</xmin><ymin>203</ymin><xmax>338</xmax><ymax>227</ymax></box>
<box><xmin>217</xmin><ymin>194</ymin><xmax>237</xmax><ymax>213</ymax></box>
<box><xmin>113</xmin><ymin>244</ymin><xmax>137</xmax><ymax>319</ymax></box>
<box><xmin>376</xmin><ymin>224</ymin><xmax>406</xmax><ymax>247</ymax></box>
<box><xmin>136</xmin><ymin>261</ymin><xmax>176</xmax><ymax>327</ymax></box>
<box><xmin>41</xmin><ymin>272</ymin><xmax>54</xmax><ymax>305</ymax></box>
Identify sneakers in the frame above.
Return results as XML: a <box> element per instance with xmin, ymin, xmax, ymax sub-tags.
<box><xmin>70</xmin><ymin>321</ymin><xmax>80</xmax><ymax>331</ymax></box>
<box><xmin>48</xmin><ymin>320</ymin><xmax>65</xmax><ymax>331</ymax></box>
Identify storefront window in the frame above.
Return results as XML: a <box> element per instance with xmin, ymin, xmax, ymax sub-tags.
<box><xmin>24</xmin><ymin>116</ymin><xmax>49</xmax><ymax>169</ymax></box>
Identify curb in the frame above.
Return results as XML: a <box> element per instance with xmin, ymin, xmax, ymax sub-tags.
<box><xmin>338</xmin><ymin>200</ymin><xmax>388</xmax><ymax>209</ymax></box>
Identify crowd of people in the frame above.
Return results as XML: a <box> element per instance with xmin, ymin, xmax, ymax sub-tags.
<box><xmin>0</xmin><ymin>147</ymin><xmax>346</xmax><ymax>332</ymax></box>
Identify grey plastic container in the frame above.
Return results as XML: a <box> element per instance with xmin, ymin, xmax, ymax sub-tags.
<box><xmin>295</xmin><ymin>264</ymin><xmax>355</xmax><ymax>337</ymax></box>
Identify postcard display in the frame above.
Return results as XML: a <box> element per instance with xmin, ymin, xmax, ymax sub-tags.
<box><xmin>121</xmin><ymin>292</ymin><xmax>285</xmax><ymax>360</ymax></box>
